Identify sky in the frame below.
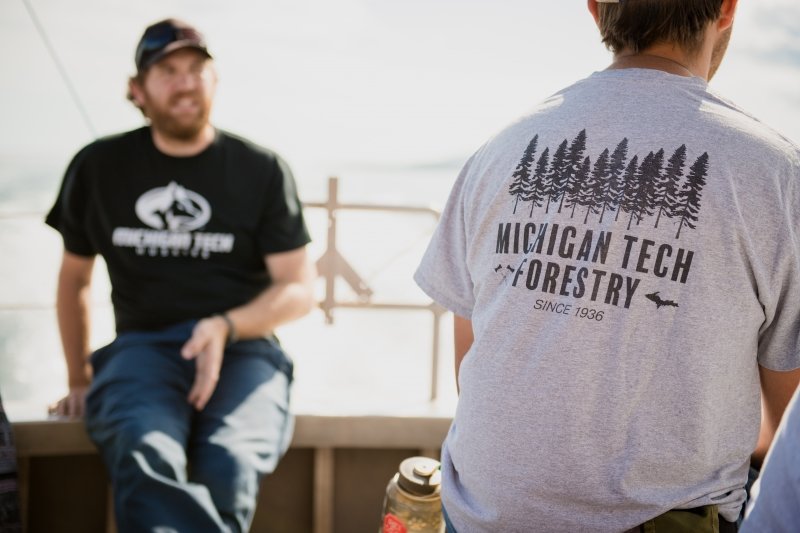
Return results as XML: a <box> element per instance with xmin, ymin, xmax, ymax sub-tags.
<box><xmin>0</xmin><ymin>0</ymin><xmax>798</xmax><ymax>418</ymax></box>
<box><xmin>1</xmin><ymin>0</ymin><xmax>798</xmax><ymax>199</ymax></box>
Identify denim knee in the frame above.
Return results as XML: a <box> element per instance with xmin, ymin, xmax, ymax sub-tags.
<box><xmin>190</xmin><ymin>443</ymin><xmax>258</xmax><ymax>498</ymax></box>
<box><xmin>92</xmin><ymin>420</ymin><xmax>188</xmax><ymax>485</ymax></box>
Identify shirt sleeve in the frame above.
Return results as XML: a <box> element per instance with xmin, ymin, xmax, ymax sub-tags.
<box><xmin>44</xmin><ymin>146</ymin><xmax>97</xmax><ymax>257</ymax></box>
<box><xmin>414</xmin><ymin>156</ymin><xmax>476</xmax><ymax>318</ymax></box>
<box><xmin>256</xmin><ymin>153</ymin><xmax>311</xmax><ymax>255</ymax></box>
<box><xmin>757</xmin><ymin>153</ymin><xmax>800</xmax><ymax>370</ymax></box>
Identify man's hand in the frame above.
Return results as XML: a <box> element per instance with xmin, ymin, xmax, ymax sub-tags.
<box><xmin>48</xmin><ymin>385</ymin><xmax>89</xmax><ymax>418</ymax></box>
<box><xmin>181</xmin><ymin>316</ymin><xmax>230</xmax><ymax>410</ymax></box>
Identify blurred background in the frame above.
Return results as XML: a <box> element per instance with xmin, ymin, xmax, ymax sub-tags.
<box><xmin>1</xmin><ymin>0</ymin><xmax>798</xmax><ymax>420</ymax></box>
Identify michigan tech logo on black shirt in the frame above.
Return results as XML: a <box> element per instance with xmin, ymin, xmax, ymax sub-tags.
<box><xmin>135</xmin><ymin>181</ymin><xmax>212</xmax><ymax>232</ymax></box>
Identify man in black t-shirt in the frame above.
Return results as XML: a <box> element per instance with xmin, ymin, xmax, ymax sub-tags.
<box><xmin>46</xmin><ymin>19</ymin><xmax>315</xmax><ymax>532</ymax></box>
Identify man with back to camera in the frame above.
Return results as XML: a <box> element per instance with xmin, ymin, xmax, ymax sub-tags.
<box><xmin>45</xmin><ymin>18</ymin><xmax>315</xmax><ymax>532</ymax></box>
<box><xmin>415</xmin><ymin>1</ymin><xmax>800</xmax><ymax>531</ymax></box>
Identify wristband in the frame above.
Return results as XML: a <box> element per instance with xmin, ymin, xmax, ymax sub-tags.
<box><xmin>215</xmin><ymin>312</ymin><xmax>239</xmax><ymax>344</ymax></box>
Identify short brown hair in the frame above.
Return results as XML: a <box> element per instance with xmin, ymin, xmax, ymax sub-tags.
<box><xmin>597</xmin><ymin>0</ymin><xmax>724</xmax><ymax>54</ymax></box>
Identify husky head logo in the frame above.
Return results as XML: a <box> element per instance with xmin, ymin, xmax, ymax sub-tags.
<box><xmin>135</xmin><ymin>181</ymin><xmax>211</xmax><ymax>231</ymax></box>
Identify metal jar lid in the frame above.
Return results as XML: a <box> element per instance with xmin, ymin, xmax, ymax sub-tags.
<box><xmin>397</xmin><ymin>456</ymin><xmax>441</xmax><ymax>497</ymax></box>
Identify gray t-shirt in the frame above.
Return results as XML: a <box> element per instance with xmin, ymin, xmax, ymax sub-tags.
<box><xmin>742</xmin><ymin>387</ymin><xmax>800</xmax><ymax>533</ymax></box>
<box><xmin>415</xmin><ymin>69</ymin><xmax>800</xmax><ymax>532</ymax></box>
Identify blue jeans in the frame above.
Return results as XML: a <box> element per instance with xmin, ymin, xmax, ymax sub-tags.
<box><xmin>85</xmin><ymin>321</ymin><xmax>293</xmax><ymax>533</ymax></box>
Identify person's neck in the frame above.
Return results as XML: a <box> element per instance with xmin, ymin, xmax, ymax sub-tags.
<box><xmin>151</xmin><ymin>124</ymin><xmax>215</xmax><ymax>157</ymax></box>
<box><xmin>608</xmin><ymin>43</ymin><xmax>712</xmax><ymax>80</ymax></box>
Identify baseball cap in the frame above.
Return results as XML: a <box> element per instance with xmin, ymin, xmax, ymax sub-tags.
<box><xmin>135</xmin><ymin>18</ymin><xmax>212</xmax><ymax>72</ymax></box>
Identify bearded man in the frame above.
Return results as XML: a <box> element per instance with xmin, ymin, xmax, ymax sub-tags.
<box><xmin>46</xmin><ymin>19</ymin><xmax>315</xmax><ymax>532</ymax></box>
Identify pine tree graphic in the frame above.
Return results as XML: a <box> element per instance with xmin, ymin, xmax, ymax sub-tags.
<box><xmin>506</xmin><ymin>131</ymin><xmax>707</xmax><ymax>238</ymax></box>
<box><xmin>545</xmin><ymin>139</ymin><xmax>569</xmax><ymax>214</ymax></box>
<box><xmin>616</xmin><ymin>155</ymin><xmax>638</xmax><ymax>223</ymax></box>
<box><xmin>509</xmin><ymin>135</ymin><xmax>538</xmax><ymax>214</ymax></box>
<box><xmin>578</xmin><ymin>149</ymin><xmax>606</xmax><ymax>223</ymax></box>
<box><xmin>653</xmin><ymin>144</ymin><xmax>686</xmax><ymax>228</ymax></box>
<box><xmin>557</xmin><ymin>130</ymin><xmax>587</xmax><ymax>214</ymax></box>
<box><xmin>527</xmin><ymin>147</ymin><xmax>550</xmax><ymax>216</ymax></box>
<box><xmin>629</xmin><ymin>151</ymin><xmax>654</xmax><ymax>229</ymax></box>
<box><xmin>565</xmin><ymin>156</ymin><xmax>591</xmax><ymax>218</ymax></box>
<box><xmin>674</xmin><ymin>152</ymin><xmax>709</xmax><ymax>238</ymax></box>
<box><xmin>640</xmin><ymin>149</ymin><xmax>664</xmax><ymax>226</ymax></box>
<box><xmin>566</xmin><ymin>156</ymin><xmax>591</xmax><ymax>218</ymax></box>
<box><xmin>604</xmin><ymin>138</ymin><xmax>628</xmax><ymax>223</ymax></box>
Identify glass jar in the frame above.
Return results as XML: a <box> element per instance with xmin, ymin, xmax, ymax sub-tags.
<box><xmin>379</xmin><ymin>456</ymin><xmax>444</xmax><ymax>533</ymax></box>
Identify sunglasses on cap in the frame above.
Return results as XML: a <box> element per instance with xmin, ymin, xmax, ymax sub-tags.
<box><xmin>135</xmin><ymin>19</ymin><xmax>212</xmax><ymax>72</ymax></box>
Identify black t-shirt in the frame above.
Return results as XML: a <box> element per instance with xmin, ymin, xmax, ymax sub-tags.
<box><xmin>46</xmin><ymin>127</ymin><xmax>311</xmax><ymax>333</ymax></box>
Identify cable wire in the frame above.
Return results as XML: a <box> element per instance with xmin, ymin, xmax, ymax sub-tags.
<box><xmin>21</xmin><ymin>0</ymin><xmax>97</xmax><ymax>138</ymax></box>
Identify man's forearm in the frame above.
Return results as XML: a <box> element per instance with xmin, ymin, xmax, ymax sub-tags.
<box><xmin>225</xmin><ymin>280</ymin><xmax>315</xmax><ymax>340</ymax></box>
<box><xmin>56</xmin><ymin>254</ymin><xmax>94</xmax><ymax>387</ymax></box>
<box><xmin>218</xmin><ymin>247</ymin><xmax>316</xmax><ymax>340</ymax></box>
<box><xmin>454</xmin><ymin>315</ymin><xmax>474</xmax><ymax>394</ymax></box>
<box><xmin>753</xmin><ymin>365</ymin><xmax>800</xmax><ymax>467</ymax></box>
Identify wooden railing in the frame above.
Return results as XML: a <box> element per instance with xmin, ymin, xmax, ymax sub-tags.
<box><xmin>306</xmin><ymin>177</ymin><xmax>445</xmax><ymax>401</ymax></box>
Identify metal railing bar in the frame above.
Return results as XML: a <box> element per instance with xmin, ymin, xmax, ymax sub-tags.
<box><xmin>304</xmin><ymin>201</ymin><xmax>439</xmax><ymax>218</ymax></box>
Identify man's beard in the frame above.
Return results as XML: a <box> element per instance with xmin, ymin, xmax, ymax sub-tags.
<box><xmin>144</xmin><ymin>92</ymin><xmax>211</xmax><ymax>141</ymax></box>
<box><xmin>708</xmin><ymin>26</ymin><xmax>732</xmax><ymax>81</ymax></box>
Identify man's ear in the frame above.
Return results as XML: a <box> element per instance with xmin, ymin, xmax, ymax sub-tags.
<box><xmin>127</xmin><ymin>76</ymin><xmax>145</xmax><ymax>107</ymax></box>
<box><xmin>717</xmin><ymin>0</ymin><xmax>738</xmax><ymax>31</ymax></box>
<box><xmin>587</xmin><ymin>0</ymin><xmax>602</xmax><ymax>27</ymax></box>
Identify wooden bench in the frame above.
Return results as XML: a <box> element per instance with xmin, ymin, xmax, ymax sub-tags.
<box><xmin>13</xmin><ymin>414</ymin><xmax>451</xmax><ymax>533</ymax></box>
